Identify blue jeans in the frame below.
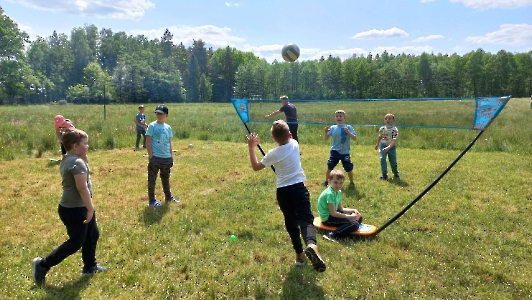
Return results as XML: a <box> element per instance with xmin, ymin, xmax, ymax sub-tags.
<box><xmin>379</xmin><ymin>144</ymin><xmax>398</xmax><ymax>176</ymax></box>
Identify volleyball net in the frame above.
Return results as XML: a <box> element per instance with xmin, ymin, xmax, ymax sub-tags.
<box><xmin>232</xmin><ymin>96</ymin><xmax>511</xmax><ymax>131</ymax></box>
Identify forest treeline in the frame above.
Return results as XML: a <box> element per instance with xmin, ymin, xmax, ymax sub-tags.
<box><xmin>1</xmin><ymin>6</ymin><xmax>531</xmax><ymax>105</ymax></box>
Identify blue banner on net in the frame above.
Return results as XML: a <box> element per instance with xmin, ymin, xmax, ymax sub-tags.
<box><xmin>231</xmin><ymin>98</ymin><xmax>249</xmax><ymax>123</ymax></box>
<box><xmin>473</xmin><ymin>96</ymin><xmax>511</xmax><ymax>131</ymax></box>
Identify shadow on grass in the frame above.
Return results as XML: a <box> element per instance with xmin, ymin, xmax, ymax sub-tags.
<box><xmin>343</xmin><ymin>186</ymin><xmax>365</xmax><ymax>200</ymax></box>
<box><xmin>141</xmin><ymin>205</ymin><xmax>169</xmax><ymax>225</ymax></box>
<box><xmin>389</xmin><ymin>177</ymin><xmax>408</xmax><ymax>187</ymax></box>
<box><xmin>37</xmin><ymin>276</ymin><xmax>91</xmax><ymax>300</ymax></box>
<box><xmin>315</xmin><ymin>228</ymin><xmax>378</xmax><ymax>245</ymax></box>
<box><xmin>280</xmin><ymin>265</ymin><xmax>325</xmax><ymax>300</ymax></box>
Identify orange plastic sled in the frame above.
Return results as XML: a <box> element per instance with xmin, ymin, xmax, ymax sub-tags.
<box><xmin>313</xmin><ymin>217</ymin><xmax>377</xmax><ymax>236</ymax></box>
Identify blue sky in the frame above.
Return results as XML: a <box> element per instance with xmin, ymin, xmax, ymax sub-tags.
<box><xmin>1</xmin><ymin>0</ymin><xmax>531</xmax><ymax>62</ymax></box>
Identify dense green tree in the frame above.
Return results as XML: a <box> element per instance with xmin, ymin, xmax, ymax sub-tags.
<box><xmin>465</xmin><ymin>49</ymin><xmax>485</xmax><ymax>96</ymax></box>
<box><xmin>98</xmin><ymin>28</ymin><xmax>120</xmax><ymax>71</ymax></box>
<box><xmin>71</xmin><ymin>26</ymin><xmax>94</xmax><ymax>84</ymax></box>
<box><xmin>27</xmin><ymin>37</ymin><xmax>47</xmax><ymax>72</ymax></box>
<box><xmin>173</xmin><ymin>42</ymin><xmax>188</xmax><ymax>75</ymax></box>
<box><xmin>266</xmin><ymin>60</ymin><xmax>282</xmax><ymax>98</ymax></box>
<box><xmin>210</xmin><ymin>47</ymin><xmax>257</xmax><ymax>101</ymax></box>
<box><xmin>186</xmin><ymin>55</ymin><xmax>200</xmax><ymax>102</ymax></box>
<box><xmin>199</xmin><ymin>73</ymin><xmax>212</xmax><ymax>102</ymax></box>
<box><xmin>189</xmin><ymin>39</ymin><xmax>209</xmax><ymax>75</ymax></box>
<box><xmin>43</xmin><ymin>31</ymin><xmax>74</xmax><ymax>101</ymax></box>
<box><xmin>83</xmin><ymin>62</ymin><xmax>113</xmax><ymax>103</ymax></box>
<box><xmin>234</xmin><ymin>62</ymin><xmax>254</xmax><ymax>99</ymax></box>
<box><xmin>0</xmin><ymin>6</ymin><xmax>32</xmax><ymax>104</ymax></box>
<box><xmin>448</xmin><ymin>53</ymin><xmax>465</xmax><ymax>97</ymax></box>
<box><xmin>417</xmin><ymin>53</ymin><xmax>432</xmax><ymax>97</ymax></box>
<box><xmin>300</xmin><ymin>60</ymin><xmax>320</xmax><ymax>99</ymax></box>
<box><xmin>513</xmin><ymin>52</ymin><xmax>532</xmax><ymax>97</ymax></box>
<box><xmin>161</xmin><ymin>29</ymin><xmax>173</xmax><ymax>58</ymax></box>
<box><xmin>318</xmin><ymin>55</ymin><xmax>342</xmax><ymax>98</ymax></box>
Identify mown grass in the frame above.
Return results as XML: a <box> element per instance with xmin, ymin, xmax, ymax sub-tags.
<box><xmin>0</xmin><ymin>98</ymin><xmax>530</xmax><ymax>299</ymax></box>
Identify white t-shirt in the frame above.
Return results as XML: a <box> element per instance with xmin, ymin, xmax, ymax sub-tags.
<box><xmin>261</xmin><ymin>139</ymin><xmax>306</xmax><ymax>188</ymax></box>
<box><xmin>378</xmin><ymin>125</ymin><xmax>399</xmax><ymax>146</ymax></box>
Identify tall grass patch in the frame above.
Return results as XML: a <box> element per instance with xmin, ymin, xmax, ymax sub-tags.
<box><xmin>0</xmin><ymin>98</ymin><xmax>530</xmax><ymax>160</ymax></box>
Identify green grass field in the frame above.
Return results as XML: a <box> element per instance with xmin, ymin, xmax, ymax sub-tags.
<box><xmin>0</xmin><ymin>98</ymin><xmax>530</xmax><ymax>299</ymax></box>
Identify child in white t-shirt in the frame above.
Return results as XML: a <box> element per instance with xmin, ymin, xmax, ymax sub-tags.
<box><xmin>246</xmin><ymin>120</ymin><xmax>326</xmax><ymax>272</ymax></box>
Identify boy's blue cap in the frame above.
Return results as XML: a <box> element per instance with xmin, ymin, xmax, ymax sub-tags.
<box><xmin>154</xmin><ymin>104</ymin><xmax>168</xmax><ymax>114</ymax></box>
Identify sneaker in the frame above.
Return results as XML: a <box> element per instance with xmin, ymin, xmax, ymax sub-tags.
<box><xmin>82</xmin><ymin>265</ymin><xmax>109</xmax><ymax>276</ymax></box>
<box><xmin>149</xmin><ymin>200</ymin><xmax>162</xmax><ymax>208</ymax></box>
<box><xmin>321</xmin><ymin>180</ymin><xmax>328</xmax><ymax>187</ymax></box>
<box><xmin>304</xmin><ymin>244</ymin><xmax>326</xmax><ymax>272</ymax></box>
<box><xmin>322</xmin><ymin>232</ymin><xmax>337</xmax><ymax>242</ymax></box>
<box><xmin>32</xmin><ymin>257</ymin><xmax>48</xmax><ymax>286</ymax></box>
<box><xmin>349</xmin><ymin>181</ymin><xmax>356</xmax><ymax>188</ymax></box>
<box><xmin>380</xmin><ymin>175</ymin><xmax>388</xmax><ymax>180</ymax></box>
<box><xmin>165</xmin><ymin>196</ymin><xmax>180</xmax><ymax>204</ymax></box>
<box><xmin>393</xmin><ymin>174</ymin><xmax>400</xmax><ymax>179</ymax></box>
<box><xmin>295</xmin><ymin>252</ymin><xmax>306</xmax><ymax>266</ymax></box>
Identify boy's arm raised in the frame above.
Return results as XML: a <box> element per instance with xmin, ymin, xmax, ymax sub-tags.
<box><xmin>247</xmin><ymin>133</ymin><xmax>266</xmax><ymax>171</ymax></box>
<box><xmin>323</xmin><ymin>126</ymin><xmax>330</xmax><ymax>141</ymax></box>
<box><xmin>344</xmin><ymin>126</ymin><xmax>357</xmax><ymax>141</ymax></box>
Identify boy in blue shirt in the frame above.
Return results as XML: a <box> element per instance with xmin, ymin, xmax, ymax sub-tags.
<box><xmin>146</xmin><ymin>104</ymin><xmax>180</xmax><ymax>207</ymax></box>
<box><xmin>323</xmin><ymin>110</ymin><xmax>357</xmax><ymax>187</ymax></box>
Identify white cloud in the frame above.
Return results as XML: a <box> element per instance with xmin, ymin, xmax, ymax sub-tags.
<box><xmin>4</xmin><ymin>0</ymin><xmax>155</xmax><ymax>20</ymax></box>
<box><xmin>240</xmin><ymin>43</ymin><xmax>437</xmax><ymax>63</ymax></box>
<box><xmin>453</xmin><ymin>45</ymin><xmax>464</xmax><ymax>53</ymax></box>
<box><xmin>466</xmin><ymin>24</ymin><xmax>532</xmax><ymax>46</ymax></box>
<box><xmin>450</xmin><ymin>0</ymin><xmax>532</xmax><ymax>9</ymax></box>
<box><xmin>240</xmin><ymin>44</ymin><xmax>285</xmax><ymax>61</ymax></box>
<box><xmin>130</xmin><ymin>25</ymin><xmax>246</xmax><ymax>47</ymax></box>
<box><xmin>301</xmin><ymin>47</ymin><xmax>367</xmax><ymax>61</ymax></box>
<box><xmin>238</xmin><ymin>44</ymin><xmax>368</xmax><ymax>62</ymax></box>
<box><xmin>372</xmin><ymin>45</ymin><xmax>435</xmax><ymax>55</ymax></box>
<box><xmin>225</xmin><ymin>2</ymin><xmax>242</xmax><ymax>7</ymax></box>
<box><xmin>351</xmin><ymin>27</ymin><xmax>409</xmax><ymax>39</ymax></box>
<box><xmin>241</xmin><ymin>44</ymin><xmax>383</xmax><ymax>62</ymax></box>
<box><xmin>412</xmin><ymin>35</ymin><xmax>444</xmax><ymax>42</ymax></box>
